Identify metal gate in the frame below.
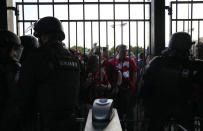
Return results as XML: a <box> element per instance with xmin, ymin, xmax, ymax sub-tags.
<box><xmin>168</xmin><ymin>2</ymin><xmax>203</xmax><ymax>130</ymax></box>
<box><xmin>15</xmin><ymin>0</ymin><xmax>151</xmax><ymax>58</ymax></box>
<box><xmin>14</xmin><ymin>1</ymin><xmax>151</xmax><ymax>130</ymax></box>
<box><xmin>12</xmin><ymin>1</ymin><xmax>203</xmax><ymax>130</ymax></box>
<box><xmin>169</xmin><ymin>0</ymin><xmax>203</xmax><ymax>43</ymax></box>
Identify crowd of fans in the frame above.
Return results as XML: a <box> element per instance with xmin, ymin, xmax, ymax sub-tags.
<box><xmin>0</xmin><ymin>16</ymin><xmax>203</xmax><ymax>131</ymax></box>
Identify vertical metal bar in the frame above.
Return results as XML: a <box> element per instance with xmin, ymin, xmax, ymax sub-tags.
<box><xmin>134</xmin><ymin>2</ymin><xmax>138</xmax><ymax>120</ymax></box>
<box><xmin>83</xmin><ymin>0</ymin><xmax>86</xmax><ymax>56</ymax></box>
<box><xmin>68</xmin><ymin>0</ymin><xmax>70</xmax><ymax>48</ymax></box>
<box><xmin>175</xmin><ymin>0</ymin><xmax>178</xmax><ymax>32</ymax></box>
<box><xmin>98</xmin><ymin>0</ymin><xmax>101</xmax><ymax>82</ymax></box>
<box><xmin>37</xmin><ymin>0</ymin><xmax>39</xmax><ymax>19</ymax></box>
<box><xmin>183</xmin><ymin>21</ymin><xmax>185</xmax><ymax>32</ymax></box>
<box><xmin>136</xmin><ymin>20</ymin><xmax>139</xmax><ymax>127</ymax></box>
<box><xmin>76</xmin><ymin>21</ymin><xmax>78</xmax><ymax>49</ymax></box>
<box><xmin>22</xmin><ymin>0</ymin><xmax>25</xmax><ymax>35</ymax></box>
<box><xmin>98</xmin><ymin>0</ymin><xmax>101</xmax><ymax>52</ymax></box>
<box><xmin>31</xmin><ymin>22</ymin><xmax>33</xmax><ymax>34</ymax></box>
<box><xmin>128</xmin><ymin>0</ymin><xmax>131</xmax><ymax>61</ymax></box>
<box><xmin>198</xmin><ymin>20</ymin><xmax>200</xmax><ymax>44</ymax></box>
<box><xmin>136</xmin><ymin>22</ymin><xmax>139</xmax><ymax>61</ymax></box>
<box><xmin>143</xmin><ymin>0</ymin><xmax>146</xmax><ymax>61</ymax></box>
<box><xmin>195</xmin><ymin>20</ymin><xmax>199</xmax><ymax>59</ymax></box>
<box><xmin>113</xmin><ymin>0</ymin><xmax>116</xmax><ymax>63</ymax></box>
<box><xmin>127</xmin><ymin>0</ymin><xmax>132</xmax><ymax>91</ymax></box>
<box><xmin>91</xmin><ymin>21</ymin><xmax>93</xmax><ymax>49</ymax></box>
<box><xmin>121</xmin><ymin>21</ymin><xmax>123</xmax><ymax>45</ymax></box>
<box><xmin>16</xmin><ymin>3</ymin><xmax>19</xmax><ymax>36</ymax></box>
<box><xmin>190</xmin><ymin>0</ymin><xmax>193</xmax><ymax>39</ymax></box>
<box><xmin>82</xmin><ymin>0</ymin><xmax>86</xmax><ymax>74</ymax></box>
<box><xmin>170</xmin><ymin>2</ymin><xmax>172</xmax><ymax>36</ymax></box>
<box><xmin>106</xmin><ymin>21</ymin><xmax>108</xmax><ymax>48</ymax></box>
<box><xmin>188</xmin><ymin>1</ymin><xmax>190</xmax><ymax>33</ymax></box>
<box><xmin>52</xmin><ymin>0</ymin><xmax>55</xmax><ymax>17</ymax></box>
<box><xmin>149</xmin><ymin>3</ymin><xmax>151</xmax><ymax>57</ymax></box>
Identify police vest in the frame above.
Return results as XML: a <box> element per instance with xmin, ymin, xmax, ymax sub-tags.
<box><xmin>34</xmin><ymin>44</ymin><xmax>80</xmax><ymax>114</ymax></box>
<box><xmin>145</xmin><ymin>56</ymin><xmax>193</xmax><ymax>102</ymax></box>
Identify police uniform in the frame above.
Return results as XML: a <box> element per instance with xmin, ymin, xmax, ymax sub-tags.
<box><xmin>142</xmin><ymin>55</ymin><xmax>196</xmax><ymax>131</ymax></box>
<box><xmin>0</xmin><ymin>57</ymin><xmax>22</xmax><ymax>131</ymax></box>
<box><xmin>192</xmin><ymin>59</ymin><xmax>203</xmax><ymax>130</ymax></box>
<box><xmin>0</xmin><ymin>30</ymin><xmax>23</xmax><ymax>131</ymax></box>
<box><xmin>20</xmin><ymin>35</ymin><xmax>39</xmax><ymax>64</ymax></box>
<box><xmin>142</xmin><ymin>32</ymin><xmax>196</xmax><ymax>131</ymax></box>
<box><xmin>19</xmin><ymin>41</ymin><xmax>80</xmax><ymax>131</ymax></box>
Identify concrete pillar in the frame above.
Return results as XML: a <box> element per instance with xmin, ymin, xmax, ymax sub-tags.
<box><xmin>151</xmin><ymin>0</ymin><xmax>165</xmax><ymax>56</ymax></box>
<box><xmin>7</xmin><ymin>0</ymin><xmax>14</xmax><ymax>32</ymax></box>
<box><xmin>0</xmin><ymin>0</ymin><xmax>8</xmax><ymax>29</ymax></box>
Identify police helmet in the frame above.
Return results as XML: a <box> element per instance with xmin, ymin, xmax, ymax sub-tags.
<box><xmin>169</xmin><ymin>32</ymin><xmax>193</xmax><ymax>52</ymax></box>
<box><xmin>20</xmin><ymin>35</ymin><xmax>39</xmax><ymax>49</ymax></box>
<box><xmin>0</xmin><ymin>30</ymin><xmax>21</xmax><ymax>48</ymax></box>
<box><xmin>34</xmin><ymin>16</ymin><xmax>65</xmax><ymax>41</ymax></box>
<box><xmin>0</xmin><ymin>30</ymin><xmax>21</xmax><ymax>56</ymax></box>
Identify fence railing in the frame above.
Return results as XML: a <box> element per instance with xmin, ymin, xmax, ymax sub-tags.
<box><xmin>16</xmin><ymin>1</ymin><xmax>151</xmax><ymax>58</ymax></box>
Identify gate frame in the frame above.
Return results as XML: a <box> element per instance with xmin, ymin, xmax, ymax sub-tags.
<box><xmin>15</xmin><ymin>1</ymin><xmax>151</xmax><ymax>59</ymax></box>
<box><xmin>170</xmin><ymin>0</ymin><xmax>203</xmax><ymax>44</ymax></box>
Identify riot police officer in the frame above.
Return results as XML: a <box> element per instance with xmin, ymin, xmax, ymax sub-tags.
<box><xmin>142</xmin><ymin>32</ymin><xmax>195</xmax><ymax>131</ymax></box>
<box><xmin>20</xmin><ymin>35</ymin><xmax>39</xmax><ymax>64</ymax></box>
<box><xmin>0</xmin><ymin>30</ymin><xmax>23</xmax><ymax>130</ymax></box>
<box><xmin>19</xmin><ymin>17</ymin><xmax>80</xmax><ymax>131</ymax></box>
